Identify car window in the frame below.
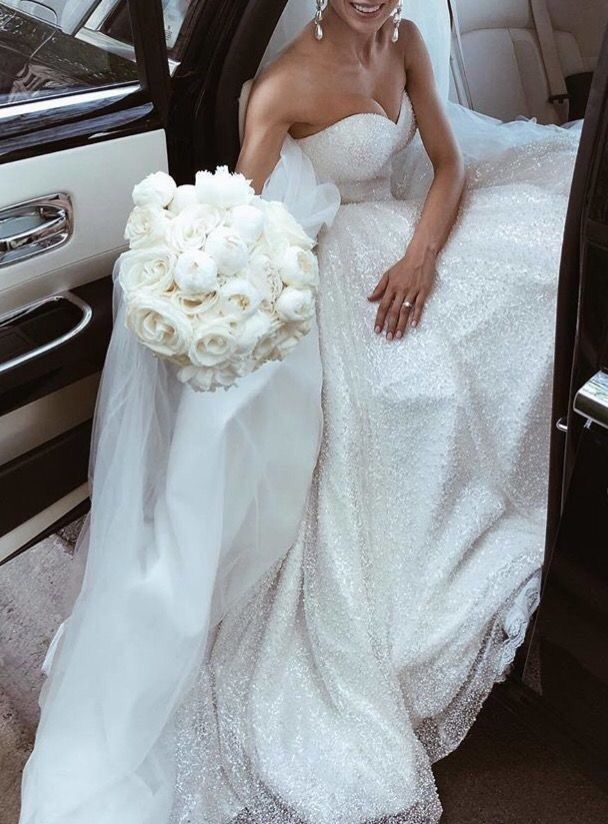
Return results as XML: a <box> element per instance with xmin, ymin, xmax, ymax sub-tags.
<box><xmin>98</xmin><ymin>0</ymin><xmax>193</xmax><ymax>61</ymax></box>
<box><xmin>0</xmin><ymin>2</ymin><xmax>138</xmax><ymax>107</ymax></box>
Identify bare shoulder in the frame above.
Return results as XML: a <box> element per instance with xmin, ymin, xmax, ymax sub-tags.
<box><xmin>398</xmin><ymin>19</ymin><xmax>429</xmax><ymax>69</ymax></box>
<box><xmin>246</xmin><ymin>35</ymin><xmax>321</xmax><ymax>131</ymax></box>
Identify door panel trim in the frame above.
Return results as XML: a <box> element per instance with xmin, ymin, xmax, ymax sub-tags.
<box><xmin>0</xmin><ymin>373</ymin><xmax>99</xmax><ymax>465</ymax></box>
<box><xmin>0</xmin><ymin>483</ymin><xmax>88</xmax><ymax>565</ymax></box>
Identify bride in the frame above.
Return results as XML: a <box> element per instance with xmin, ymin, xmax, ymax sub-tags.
<box><xmin>19</xmin><ymin>2</ymin><xmax>581</xmax><ymax>823</ymax></box>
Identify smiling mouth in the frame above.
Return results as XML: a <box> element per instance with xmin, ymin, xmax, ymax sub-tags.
<box><xmin>350</xmin><ymin>2</ymin><xmax>386</xmax><ymax>19</ymax></box>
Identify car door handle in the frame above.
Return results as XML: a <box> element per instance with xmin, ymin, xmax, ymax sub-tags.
<box><xmin>0</xmin><ymin>292</ymin><xmax>92</xmax><ymax>375</ymax></box>
<box><xmin>0</xmin><ymin>193</ymin><xmax>73</xmax><ymax>267</ymax></box>
<box><xmin>573</xmin><ymin>371</ymin><xmax>608</xmax><ymax>431</ymax></box>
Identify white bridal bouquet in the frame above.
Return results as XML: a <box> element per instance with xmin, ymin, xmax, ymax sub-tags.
<box><xmin>118</xmin><ymin>167</ymin><xmax>319</xmax><ymax>392</ymax></box>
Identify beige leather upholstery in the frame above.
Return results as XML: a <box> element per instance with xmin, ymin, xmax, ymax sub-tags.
<box><xmin>449</xmin><ymin>0</ymin><xmax>608</xmax><ymax>123</ymax></box>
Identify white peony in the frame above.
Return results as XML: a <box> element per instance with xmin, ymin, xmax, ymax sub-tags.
<box><xmin>205</xmin><ymin>227</ymin><xmax>249</xmax><ymax>276</ymax></box>
<box><xmin>236</xmin><ymin>312</ymin><xmax>272</xmax><ymax>354</ymax></box>
<box><xmin>170</xmin><ymin>289</ymin><xmax>219</xmax><ymax>317</ymax></box>
<box><xmin>262</xmin><ymin>200</ymin><xmax>315</xmax><ymax>253</ymax></box>
<box><xmin>246</xmin><ymin>252</ymin><xmax>284</xmax><ymax>306</ymax></box>
<box><xmin>174</xmin><ymin>249</ymin><xmax>218</xmax><ymax>295</ymax></box>
<box><xmin>132</xmin><ymin>171</ymin><xmax>176</xmax><ymax>208</ymax></box>
<box><xmin>195</xmin><ymin>165</ymin><xmax>254</xmax><ymax>208</ymax></box>
<box><xmin>168</xmin><ymin>184</ymin><xmax>199</xmax><ymax>214</ymax></box>
<box><xmin>168</xmin><ymin>204</ymin><xmax>223</xmax><ymax>252</ymax></box>
<box><xmin>126</xmin><ymin>293</ymin><xmax>192</xmax><ymax>358</ymax></box>
<box><xmin>279</xmin><ymin>246</ymin><xmax>320</xmax><ymax>289</ymax></box>
<box><xmin>124</xmin><ymin>205</ymin><xmax>169</xmax><ymax>249</ymax></box>
<box><xmin>219</xmin><ymin>277</ymin><xmax>262</xmax><ymax>319</ymax></box>
<box><xmin>119</xmin><ymin>247</ymin><xmax>176</xmax><ymax>294</ymax></box>
<box><xmin>275</xmin><ymin>287</ymin><xmax>316</xmax><ymax>323</ymax></box>
<box><xmin>189</xmin><ymin>317</ymin><xmax>237</xmax><ymax>367</ymax></box>
<box><xmin>230</xmin><ymin>203</ymin><xmax>265</xmax><ymax>244</ymax></box>
<box><xmin>273</xmin><ymin>325</ymin><xmax>304</xmax><ymax>358</ymax></box>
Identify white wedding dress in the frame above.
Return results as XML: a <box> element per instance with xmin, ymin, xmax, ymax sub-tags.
<box><xmin>19</xmin><ymin>5</ymin><xmax>582</xmax><ymax>824</ymax></box>
<box><xmin>166</xmin><ymin>93</ymin><xmax>579</xmax><ymax>824</ymax></box>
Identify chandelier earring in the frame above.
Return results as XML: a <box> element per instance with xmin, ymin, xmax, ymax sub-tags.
<box><xmin>392</xmin><ymin>1</ymin><xmax>403</xmax><ymax>43</ymax></box>
<box><xmin>314</xmin><ymin>0</ymin><xmax>326</xmax><ymax>41</ymax></box>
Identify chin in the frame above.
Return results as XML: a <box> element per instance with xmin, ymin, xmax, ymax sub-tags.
<box><xmin>330</xmin><ymin>1</ymin><xmax>396</xmax><ymax>34</ymax></box>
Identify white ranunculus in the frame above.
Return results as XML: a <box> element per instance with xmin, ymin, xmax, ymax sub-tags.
<box><xmin>262</xmin><ymin>200</ymin><xmax>315</xmax><ymax>253</ymax></box>
<box><xmin>124</xmin><ymin>205</ymin><xmax>169</xmax><ymax>249</ymax></box>
<box><xmin>279</xmin><ymin>246</ymin><xmax>320</xmax><ymax>289</ymax></box>
<box><xmin>174</xmin><ymin>249</ymin><xmax>218</xmax><ymax>295</ymax></box>
<box><xmin>195</xmin><ymin>165</ymin><xmax>254</xmax><ymax>209</ymax></box>
<box><xmin>118</xmin><ymin>247</ymin><xmax>176</xmax><ymax>294</ymax></box>
<box><xmin>219</xmin><ymin>277</ymin><xmax>262</xmax><ymax>319</ymax></box>
<box><xmin>168</xmin><ymin>184</ymin><xmax>199</xmax><ymax>214</ymax></box>
<box><xmin>126</xmin><ymin>293</ymin><xmax>192</xmax><ymax>358</ymax></box>
<box><xmin>189</xmin><ymin>317</ymin><xmax>237</xmax><ymax>367</ymax></box>
<box><xmin>230</xmin><ymin>203</ymin><xmax>265</xmax><ymax>244</ymax></box>
<box><xmin>235</xmin><ymin>310</ymin><xmax>272</xmax><ymax>354</ymax></box>
<box><xmin>132</xmin><ymin>171</ymin><xmax>176</xmax><ymax>209</ymax></box>
<box><xmin>205</xmin><ymin>227</ymin><xmax>249</xmax><ymax>276</ymax></box>
<box><xmin>168</xmin><ymin>204</ymin><xmax>223</xmax><ymax>252</ymax></box>
<box><xmin>275</xmin><ymin>287</ymin><xmax>316</xmax><ymax>323</ymax></box>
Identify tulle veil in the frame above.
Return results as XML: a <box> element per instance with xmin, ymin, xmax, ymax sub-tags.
<box><xmin>19</xmin><ymin>2</ymin><xmax>579</xmax><ymax>823</ymax></box>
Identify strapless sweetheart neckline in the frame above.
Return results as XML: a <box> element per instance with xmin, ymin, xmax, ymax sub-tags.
<box><xmin>295</xmin><ymin>90</ymin><xmax>410</xmax><ymax>143</ymax></box>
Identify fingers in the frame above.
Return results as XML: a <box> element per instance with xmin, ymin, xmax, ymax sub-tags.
<box><xmin>385</xmin><ymin>292</ymin><xmax>405</xmax><ymax>341</ymax></box>
<box><xmin>411</xmin><ymin>291</ymin><xmax>427</xmax><ymax>328</ymax></box>
<box><xmin>395</xmin><ymin>296</ymin><xmax>414</xmax><ymax>339</ymax></box>
<box><xmin>374</xmin><ymin>290</ymin><xmax>395</xmax><ymax>334</ymax></box>
<box><xmin>368</xmin><ymin>272</ymin><xmax>389</xmax><ymax>302</ymax></box>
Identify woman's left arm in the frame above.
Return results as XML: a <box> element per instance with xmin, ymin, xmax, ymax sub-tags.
<box><xmin>370</xmin><ymin>21</ymin><xmax>465</xmax><ymax>339</ymax></box>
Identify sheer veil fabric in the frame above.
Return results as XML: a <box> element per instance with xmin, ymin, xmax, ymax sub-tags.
<box><xmin>19</xmin><ymin>2</ymin><xmax>578</xmax><ymax>823</ymax></box>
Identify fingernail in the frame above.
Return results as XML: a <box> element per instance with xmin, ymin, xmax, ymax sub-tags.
<box><xmin>387</xmin><ymin>332</ymin><xmax>393</xmax><ymax>341</ymax></box>
<box><xmin>411</xmin><ymin>320</ymin><xmax>417</xmax><ymax>328</ymax></box>
<box><xmin>375</xmin><ymin>326</ymin><xmax>381</xmax><ymax>334</ymax></box>
<box><xmin>396</xmin><ymin>330</ymin><xmax>403</xmax><ymax>339</ymax></box>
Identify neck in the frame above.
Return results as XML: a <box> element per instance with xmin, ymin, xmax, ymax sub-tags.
<box><xmin>321</xmin><ymin>7</ymin><xmax>382</xmax><ymax>62</ymax></box>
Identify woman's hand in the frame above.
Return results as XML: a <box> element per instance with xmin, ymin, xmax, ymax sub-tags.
<box><xmin>368</xmin><ymin>245</ymin><xmax>437</xmax><ymax>340</ymax></box>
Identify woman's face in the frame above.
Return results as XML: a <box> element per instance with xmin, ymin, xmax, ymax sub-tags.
<box><xmin>328</xmin><ymin>1</ymin><xmax>399</xmax><ymax>35</ymax></box>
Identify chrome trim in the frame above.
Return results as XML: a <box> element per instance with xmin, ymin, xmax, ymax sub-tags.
<box><xmin>0</xmin><ymin>293</ymin><xmax>93</xmax><ymax>375</ymax></box>
<box><xmin>76</xmin><ymin>28</ymin><xmax>180</xmax><ymax>73</ymax></box>
<box><xmin>0</xmin><ymin>83</ymin><xmax>140</xmax><ymax>120</ymax></box>
<box><xmin>573</xmin><ymin>371</ymin><xmax>608</xmax><ymax>431</ymax></box>
<box><xmin>0</xmin><ymin>193</ymin><xmax>73</xmax><ymax>267</ymax></box>
<box><xmin>556</xmin><ymin>417</ymin><xmax>568</xmax><ymax>433</ymax></box>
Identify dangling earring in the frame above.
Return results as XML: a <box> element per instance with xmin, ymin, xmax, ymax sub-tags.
<box><xmin>314</xmin><ymin>0</ymin><xmax>325</xmax><ymax>41</ymax></box>
<box><xmin>392</xmin><ymin>1</ymin><xmax>403</xmax><ymax>43</ymax></box>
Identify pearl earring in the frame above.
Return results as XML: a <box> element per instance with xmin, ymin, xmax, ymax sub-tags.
<box><xmin>392</xmin><ymin>1</ymin><xmax>403</xmax><ymax>43</ymax></box>
<box><xmin>314</xmin><ymin>0</ymin><xmax>325</xmax><ymax>41</ymax></box>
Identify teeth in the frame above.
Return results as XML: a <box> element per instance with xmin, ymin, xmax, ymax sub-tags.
<box><xmin>352</xmin><ymin>3</ymin><xmax>382</xmax><ymax>13</ymax></box>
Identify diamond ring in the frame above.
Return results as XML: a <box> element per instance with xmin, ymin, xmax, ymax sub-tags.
<box><xmin>404</xmin><ymin>300</ymin><xmax>414</xmax><ymax>309</ymax></box>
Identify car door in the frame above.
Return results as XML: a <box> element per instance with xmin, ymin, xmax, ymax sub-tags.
<box><xmin>0</xmin><ymin>0</ymin><xmax>173</xmax><ymax>564</ymax></box>
<box><xmin>522</xmin><ymin>20</ymin><xmax>608</xmax><ymax>769</ymax></box>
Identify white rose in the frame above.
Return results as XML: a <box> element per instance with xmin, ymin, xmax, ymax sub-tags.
<box><xmin>124</xmin><ymin>205</ymin><xmax>169</xmax><ymax>249</ymax></box>
<box><xmin>125</xmin><ymin>293</ymin><xmax>192</xmax><ymax>358</ymax></box>
<box><xmin>230</xmin><ymin>203</ymin><xmax>264</xmax><ymax>244</ymax></box>
<box><xmin>195</xmin><ymin>165</ymin><xmax>254</xmax><ymax>208</ymax></box>
<box><xmin>168</xmin><ymin>204</ymin><xmax>223</xmax><ymax>252</ymax></box>
<box><xmin>118</xmin><ymin>247</ymin><xmax>176</xmax><ymax>294</ymax></box>
<box><xmin>132</xmin><ymin>171</ymin><xmax>176</xmax><ymax>208</ymax></box>
<box><xmin>189</xmin><ymin>317</ymin><xmax>237</xmax><ymax>367</ymax></box>
<box><xmin>219</xmin><ymin>277</ymin><xmax>262</xmax><ymax>319</ymax></box>
<box><xmin>236</xmin><ymin>311</ymin><xmax>272</xmax><ymax>354</ymax></box>
<box><xmin>174</xmin><ymin>250</ymin><xmax>218</xmax><ymax>295</ymax></box>
<box><xmin>275</xmin><ymin>287</ymin><xmax>316</xmax><ymax>323</ymax></box>
<box><xmin>170</xmin><ymin>289</ymin><xmax>220</xmax><ymax>317</ymax></box>
<box><xmin>205</xmin><ymin>227</ymin><xmax>249</xmax><ymax>276</ymax></box>
<box><xmin>168</xmin><ymin>184</ymin><xmax>199</xmax><ymax>214</ymax></box>
<box><xmin>274</xmin><ymin>326</ymin><xmax>303</xmax><ymax>358</ymax></box>
<box><xmin>279</xmin><ymin>246</ymin><xmax>319</xmax><ymax>289</ymax></box>
<box><xmin>262</xmin><ymin>200</ymin><xmax>314</xmax><ymax>253</ymax></box>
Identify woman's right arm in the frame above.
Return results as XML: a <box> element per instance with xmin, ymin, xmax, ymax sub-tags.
<box><xmin>236</xmin><ymin>75</ymin><xmax>292</xmax><ymax>194</ymax></box>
